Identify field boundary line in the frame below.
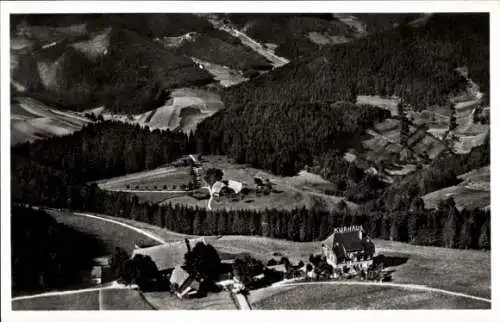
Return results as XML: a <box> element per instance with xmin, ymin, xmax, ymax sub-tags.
<box><xmin>73</xmin><ymin>212</ymin><xmax>167</xmax><ymax>244</ymax></box>
<box><xmin>12</xmin><ymin>282</ymin><xmax>134</xmax><ymax>301</ymax></box>
<box><xmin>274</xmin><ymin>280</ymin><xmax>491</xmax><ymax>303</ymax></box>
<box><xmin>138</xmin><ymin>290</ymin><xmax>159</xmax><ymax>310</ymax></box>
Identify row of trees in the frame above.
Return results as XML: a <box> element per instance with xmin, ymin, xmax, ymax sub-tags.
<box><xmin>23</xmin><ymin>180</ymin><xmax>488</xmax><ymax>251</ymax></box>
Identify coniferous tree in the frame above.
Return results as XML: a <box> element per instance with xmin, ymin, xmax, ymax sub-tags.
<box><xmin>458</xmin><ymin>218</ymin><xmax>473</xmax><ymax>249</ymax></box>
<box><xmin>479</xmin><ymin>222</ymin><xmax>490</xmax><ymax>250</ymax></box>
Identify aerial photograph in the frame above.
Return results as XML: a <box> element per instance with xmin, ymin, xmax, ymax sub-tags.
<box><xmin>5</xmin><ymin>9</ymin><xmax>491</xmax><ymax>312</ymax></box>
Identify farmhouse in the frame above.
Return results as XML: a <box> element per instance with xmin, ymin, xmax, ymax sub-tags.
<box><xmin>131</xmin><ymin>237</ymin><xmax>207</xmax><ymax>280</ymax></box>
<box><xmin>329</xmin><ymin>226</ymin><xmax>375</xmax><ymax>266</ymax></box>
<box><xmin>212</xmin><ymin>179</ymin><xmax>244</xmax><ymax>198</ymax></box>
<box><xmin>170</xmin><ymin>265</ymin><xmax>201</xmax><ymax>299</ymax></box>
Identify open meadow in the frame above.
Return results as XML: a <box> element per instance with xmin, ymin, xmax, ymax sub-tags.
<box><xmin>12</xmin><ymin>288</ymin><xmax>154</xmax><ymax>310</ymax></box>
<box><xmin>27</xmin><ymin>209</ymin><xmax>490</xmax><ymax>310</ymax></box>
<box><xmin>250</xmin><ymin>284</ymin><xmax>489</xmax><ymax>310</ymax></box>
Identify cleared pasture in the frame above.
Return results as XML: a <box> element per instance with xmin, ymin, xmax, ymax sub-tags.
<box><xmin>93</xmin><ymin>88</ymin><xmax>225</xmax><ymax>134</ymax></box>
<box><xmin>40</xmin><ymin>211</ymin><xmax>490</xmax><ymax>309</ymax></box>
<box><xmin>144</xmin><ymin>290</ymin><xmax>236</xmax><ymax>310</ymax></box>
<box><xmin>46</xmin><ymin>210</ymin><xmax>161</xmax><ymax>254</ymax></box>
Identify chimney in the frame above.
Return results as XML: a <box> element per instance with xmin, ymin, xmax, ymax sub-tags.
<box><xmin>185</xmin><ymin>239</ymin><xmax>191</xmax><ymax>253</ymax></box>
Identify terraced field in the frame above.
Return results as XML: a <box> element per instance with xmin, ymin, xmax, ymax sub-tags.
<box><xmin>90</xmin><ymin>88</ymin><xmax>225</xmax><ymax>134</ymax></box>
<box><xmin>11</xmin><ymin>97</ymin><xmax>91</xmax><ymax>145</ymax></box>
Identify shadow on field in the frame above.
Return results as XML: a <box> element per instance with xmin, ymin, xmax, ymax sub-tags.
<box><xmin>374</xmin><ymin>255</ymin><xmax>409</xmax><ymax>268</ymax></box>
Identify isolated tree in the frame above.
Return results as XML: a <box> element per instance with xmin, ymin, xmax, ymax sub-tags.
<box><xmin>204</xmin><ymin>168</ymin><xmax>224</xmax><ymax>186</ymax></box>
<box><xmin>184</xmin><ymin>242</ymin><xmax>222</xmax><ymax>282</ymax></box>
<box><xmin>407</xmin><ymin>214</ymin><xmax>418</xmax><ymax>243</ymax></box>
<box><xmin>110</xmin><ymin>246</ymin><xmax>130</xmax><ymax>281</ymax></box>
<box><xmin>131</xmin><ymin>254</ymin><xmax>159</xmax><ymax>290</ymax></box>
<box><xmin>389</xmin><ymin>216</ymin><xmax>399</xmax><ymax>241</ymax></box>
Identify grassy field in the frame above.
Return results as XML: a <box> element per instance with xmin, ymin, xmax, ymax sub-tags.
<box><xmin>251</xmin><ymin>284</ymin><xmax>490</xmax><ymax>310</ymax></box>
<box><xmin>11</xmin><ymin>97</ymin><xmax>91</xmax><ymax>145</ymax></box>
<box><xmin>184</xmin><ymin>155</ymin><xmax>356</xmax><ymax>211</ymax></box>
<box><xmin>90</xmin><ymin>87</ymin><xmax>224</xmax><ymax>134</ymax></box>
<box><xmin>46</xmin><ymin>210</ymin><xmax>161</xmax><ymax>254</ymax></box>
<box><xmin>99</xmin><ymin>154</ymin><xmax>356</xmax><ymax>211</ymax></box>
<box><xmin>96</xmin><ymin>213</ymin><xmax>490</xmax><ymax>300</ymax></box>
<box><xmin>357</xmin><ymin>95</ymin><xmax>400</xmax><ymax>116</ymax></box>
<box><xmin>12</xmin><ymin>288</ymin><xmax>153</xmax><ymax>310</ymax></box>
<box><xmin>99</xmin><ymin>166</ymin><xmax>192</xmax><ymax>190</ymax></box>
<box><xmin>12</xmin><ymin>290</ymin><xmax>100</xmax><ymax>310</ymax></box>
<box><xmin>39</xmin><ymin>211</ymin><xmax>491</xmax><ymax>309</ymax></box>
<box><xmin>191</xmin><ymin>57</ymin><xmax>249</xmax><ymax>87</ymax></box>
<box><xmin>144</xmin><ymin>290</ymin><xmax>236</xmax><ymax>310</ymax></box>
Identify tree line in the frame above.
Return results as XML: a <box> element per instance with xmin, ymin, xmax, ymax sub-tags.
<box><xmin>31</xmin><ymin>186</ymin><xmax>490</xmax><ymax>251</ymax></box>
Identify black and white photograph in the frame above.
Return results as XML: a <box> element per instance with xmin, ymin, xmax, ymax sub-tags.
<box><xmin>0</xmin><ymin>1</ymin><xmax>497</xmax><ymax>319</ymax></box>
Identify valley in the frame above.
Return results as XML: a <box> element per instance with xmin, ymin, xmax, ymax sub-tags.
<box><xmin>8</xmin><ymin>12</ymin><xmax>491</xmax><ymax>312</ymax></box>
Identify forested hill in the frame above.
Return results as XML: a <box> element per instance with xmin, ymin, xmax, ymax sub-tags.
<box><xmin>217</xmin><ymin>13</ymin><xmax>489</xmax><ymax>110</ymax></box>
<box><xmin>196</xmin><ymin>101</ymin><xmax>390</xmax><ymax>176</ymax></box>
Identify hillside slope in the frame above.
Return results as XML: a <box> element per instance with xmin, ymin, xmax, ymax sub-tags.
<box><xmin>12</xmin><ymin>27</ymin><xmax>213</xmax><ymax>114</ymax></box>
<box><xmin>215</xmin><ymin>13</ymin><xmax>488</xmax><ymax>111</ymax></box>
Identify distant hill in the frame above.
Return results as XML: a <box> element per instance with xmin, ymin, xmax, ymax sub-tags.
<box><xmin>12</xmin><ymin>26</ymin><xmax>213</xmax><ymax>114</ymax></box>
<box><xmin>222</xmin><ymin>13</ymin><xmax>428</xmax><ymax>59</ymax></box>
<box><xmin>215</xmin><ymin>13</ymin><xmax>488</xmax><ymax>111</ymax></box>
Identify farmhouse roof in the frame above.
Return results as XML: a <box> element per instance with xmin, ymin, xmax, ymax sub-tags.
<box><xmin>170</xmin><ymin>265</ymin><xmax>191</xmax><ymax>286</ymax></box>
<box><xmin>227</xmin><ymin>180</ymin><xmax>243</xmax><ymax>194</ymax></box>
<box><xmin>267</xmin><ymin>264</ymin><xmax>287</xmax><ymax>273</ymax></box>
<box><xmin>131</xmin><ymin>242</ymin><xmax>187</xmax><ymax>272</ymax></box>
<box><xmin>212</xmin><ymin>181</ymin><xmax>226</xmax><ymax>194</ymax></box>
<box><xmin>333</xmin><ymin>231</ymin><xmax>365</xmax><ymax>253</ymax></box>
<box><xmin>131</xmin><ymin>237</ymin><xmax>207</xmax><ymax>272</ymax></box>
